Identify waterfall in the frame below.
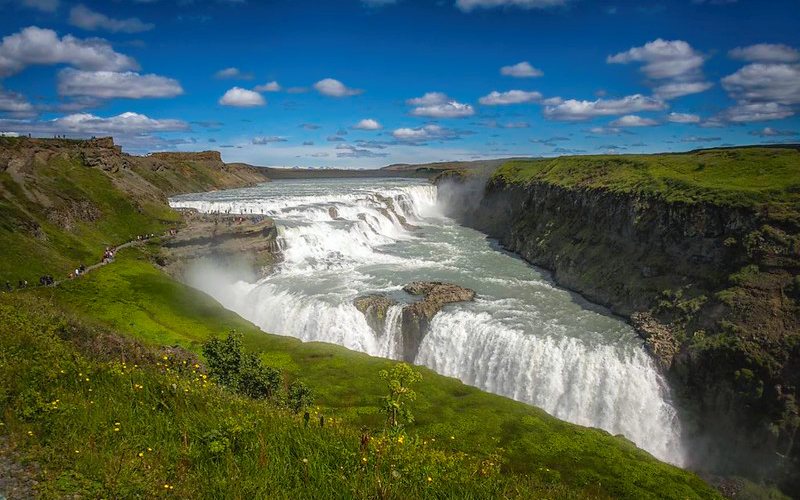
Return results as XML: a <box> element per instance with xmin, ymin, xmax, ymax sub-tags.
<box><xmin>169</xmin><ymin>179</ymin><xmax>686</xmax><ymax>466</ymax></box>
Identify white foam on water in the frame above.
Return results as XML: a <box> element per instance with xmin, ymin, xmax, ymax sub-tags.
<box><xmin>170</xmin><ymin>179</ymin><xmax>686</xmax><ymax>466</ymax></box>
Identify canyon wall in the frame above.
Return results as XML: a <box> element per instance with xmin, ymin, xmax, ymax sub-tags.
<box><xmin>438</xmin><ymin>171</ymin><xmax>800</xmax><ymax>490</ymax></box>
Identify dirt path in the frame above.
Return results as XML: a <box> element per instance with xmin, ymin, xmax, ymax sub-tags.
<box><xmin>0</xmin><ymin>437</ymin><xmax>40</xmax><ymax>500</ymax></box>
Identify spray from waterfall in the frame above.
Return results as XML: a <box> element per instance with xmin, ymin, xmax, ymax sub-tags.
<box><xmin>171</xmin><ymin>179</ymin><xmax>687</xmax><ymax>466</ymax></box>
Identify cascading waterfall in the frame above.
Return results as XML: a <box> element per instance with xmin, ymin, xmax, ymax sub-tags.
<box><xmin>170</xmin><ymin>178</ymin><xmax>686</xmax><ymax>466</ymax></box>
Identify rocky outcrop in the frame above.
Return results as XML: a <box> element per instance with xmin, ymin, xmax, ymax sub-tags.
<box><xmin>355</xmin><ymin>281</ymin><xmax>476</xmax><ymax>361</ymax></box>
<box><xmin>437</xmin><ymin>174</ymin><xmax>800</xmax><ymax>490</ymax></box>
<box><xmin>158</xmin><ymin>212</ymin><xmax>281</xmax><ymax>281</ymax></box>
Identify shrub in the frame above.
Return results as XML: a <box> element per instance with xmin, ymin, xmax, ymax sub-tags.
<box><xmin>287</xmin><ymin>380</ymin><xmax>314</xmax><ymax>414</ymax></box>
<box><xmin>379</xmin><ymin>363</ymin><xmax>422</xmax><ymax>429</ymax></box>
<box><xmin>203</xmin><ymin>332</ymin><xmax>283</xmax><ymax>400</ymax></box>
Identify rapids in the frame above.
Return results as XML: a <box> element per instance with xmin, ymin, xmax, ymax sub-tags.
<box><xmin>170</xmin><ymin>178</ymin><xmax>686</xmax><ymax>465</ymax></box>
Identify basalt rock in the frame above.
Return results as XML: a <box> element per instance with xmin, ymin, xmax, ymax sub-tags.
<box><xmin>437</xmin><ymin>171</ymin><xmax>800</xmax><ymax>491</ymax></box>
<box><xmin>354</xmin><ymin>281</ymin><xmax>476</xmax><ymax>361</ymax></box>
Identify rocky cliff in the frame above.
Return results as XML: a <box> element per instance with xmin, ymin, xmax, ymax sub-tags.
<box><xmin>0</xmin><ymin>137</ymin><xmax>271</xmax><ymax>281</ymax></box>
<box><xmin>437</xmin><ymin>149</ymin><xmax>800</xmax><ymax>492</ymax></box>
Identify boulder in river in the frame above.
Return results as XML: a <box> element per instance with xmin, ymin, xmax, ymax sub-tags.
<box><xmin>354</xmin><ymin>281</ymin><xmax>476</xmax><ymax>361</ymax></box>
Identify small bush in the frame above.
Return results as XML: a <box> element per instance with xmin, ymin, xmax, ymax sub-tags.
<box><xmin>287</xmin><ymin>380</ymin><xmax>314</xmax><ymax>414</ymax></box>
<box><xmin>203</xmin><ymin>332</ymin><xmax>283</xmax><ymax>400</ymax></box>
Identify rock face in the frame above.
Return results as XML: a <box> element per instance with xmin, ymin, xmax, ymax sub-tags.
<box><xmin>354</xmin><ymin>281</ymin><xmax>476</xmax><ymax>361</ymax></box>
<box><xmin>437</xmin><ymin>174</ymin><xmax>800</xmax><ymax>490</ymax></box>
<box><xmin>159</xmin><ymin>212</ymin><xmax>281</xmax><ymax>281</ymax></box>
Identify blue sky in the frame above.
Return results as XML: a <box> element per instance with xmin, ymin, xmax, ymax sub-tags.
<box><xmin>0</xmin><ymin>0</ymin><xmax>798</xmax><ymax>168</ymax></box>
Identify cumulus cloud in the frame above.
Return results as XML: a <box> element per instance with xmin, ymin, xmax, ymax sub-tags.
<box><xmin>218</xmin><ymin>87</ymin><xmax>265</xmax><ymax>107</ymax></box>
<box><xmin>500</xmin><ymin>61</ymin><xmax>543</xmax><ymax>78</ymax></box>
<box><xmin>729</xmin><ymin>44</ymin><xmax>800</xmax><ymax>63</ymax></box>
<box><xmin>719</xmin><ymin>102</ymin><xmax>794</xmax><ymax>122</ymax></box>
<box><xmin>69</xmin><ymin>5</ymin><xmax>154</xmax><ymax>33</ymax></box>
<box><xmin>608</xmin><ymin>39</ymin><xmax>711</xmax><ymax>99</ymax></box>
<box><xmin>543</xmin><ymin>94</ymin><xmax>666</xmax><ymax>121</ymax></box>
<box><xmin>406</xmin><ymin>92</ymin><xmax>474</xmax><ymax>118</ymax></box>
<box><xmin>313</xmin><ymin>78</ymin><xmax>363</xmax><ymax>97</ymax></box>
<box><xmin>252</xmin><ymin>136</ymin><xmax>287</xmax><ymax>144</ymax></box>
<box><xmin>456</xmin><ymin>0</ymin><xmax>571</xmax><ymax>12</ymax></box>
<box><xmin>335</xmin><ymin>144</ymin><xmax>388</xmax><ymax>158</ymax></box>
<box><xmin>721</xmin><ymin>63</ymin><xmax>800</xmax><ymax>106</ymax></box>
<box><xmin>749</xmin><ymin>127</ymin><xmax>798</xmax><ymax>137</ymax></box>
<box><xmin>0</xmin><ymin>111</ymin><xmax>187</xmax><ymax>136</ymax></box>
<box><xmin>478</xmin><ymin>90</ymin><xmax>542</xmax><ymax>105</ymax></box>
<box><xmin>57</xmin><ymin>68</ymin><xmax>183</xmax><ymax>98</ymax></box>
<box><xmin>214</xmin><ymin>67</ymin><xmax>253</xmax><ymax>80</ymax></box>
<box><xmin>610</xmin><ymin>114</ymin><xmax>658</xmax><ymax>127</ymax></box>
<box><xmin>352</xmin><ymin>118</ymin><xmax>382</xmax><ymax>130</ymax></box>
<box><xmin>254</xmin><ymin>81</ymin><xmax>281</xmax><ymax>92</ymax></box>
<box><xmin>0</xmin><ymin>88</ymin><xmax>34</xmax><ymax>116</ymax></box>
<box><xmin>666</xmin><ymin>112</ymin><xmax>701</xmax><ymax>123</ymax></box>
<box><xmin>0</xmin><ymin>26</ymin><xmax>138</xmax><ymax>78</ymax></box>
<box><xmin>392</xmin><ymin>124</ymin><xmax>461</xmax><ymax>143</ymax></box>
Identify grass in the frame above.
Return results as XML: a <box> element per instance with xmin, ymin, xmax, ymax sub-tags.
<box><xmin>15</xmin><ymin>246</ymin><xmax>720</xmax><ymax>499</ymax></box>
<box><xmin>0</xmin><ymin>155</ymin><xmax>180</xmax><ymax>282</ymax></box>
<box><xmin>493</xmin><ymin>147</ymin><xmax>800</xmax><ymax>208</ymax></box>
<box><xmin>0</xmin><ymin>297</ymin><xmax>577</xmax><ymax>499</ymax></box>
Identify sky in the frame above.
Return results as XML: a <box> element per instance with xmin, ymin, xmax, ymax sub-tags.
<box><xmin>0</xmin><ymin>0</ymin><xmax>798</xmax><ymax>168</ymax></box>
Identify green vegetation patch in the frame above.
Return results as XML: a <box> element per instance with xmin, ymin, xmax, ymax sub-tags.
<box><xmin>493</xmin><ymin>147</ymin><xmax>800</xmax><ymax>207</ymax></box>
<box><xmin>22</xmin><ymin>249</ymin><xmax>719</xmax><ymax>499</ymax></box>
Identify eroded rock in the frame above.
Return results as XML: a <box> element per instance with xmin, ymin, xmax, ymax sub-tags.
<box><xmin>354</xmin><ymin>281</ymin><xmax>476</xmax><ymax>361</ymax></box>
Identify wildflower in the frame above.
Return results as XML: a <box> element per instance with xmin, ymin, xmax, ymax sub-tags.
<box><xmin>302</xmin><ymin>458</ymin><xmax>308</xmax><ymax>464</ymax></box>
<box><xmin>163</xmin><ymin>355</ymin><xmax>168</xmax><ymax>361</ymax></box>
<box><xmin>427</xmin><ymin>476</ymin><xmax>432</xmax><ymax>483</ymax></box>
<box><xmin>361</xmin><ymin>457</ymin><xmax>367</xmax><ymax>463</ymax></box>
<box><xmin>163</xmin><ymin>484</ymin><xmax>170</xmax><ymax>489</ymax></box>
<box><xmin>138</xmin><ymin>452</ymin><xmax>144</xmax><ymax>457</ymax></box>
<box><xmin>397</xmin><ymin>436</ymin><xmax>404</xmax><ymax>444</ymax></box>
<box><xmin>148</xmin><ymin>447</ymin><xmax>153</xmax><ymax>452</ymax></box>
<box><xmin>75</xmin><ymin>450</ymin><xmax>79</xmax><ymax>454</ymax></box>
<box><xmin>27</xmin><ymin>431</ymin><xmax>33</xmax><ymax>436</ymax></box>
<box><xmin>450</xmin><ymin>436</ymin><xmax>454</xmax><ymax>440</ymax></box>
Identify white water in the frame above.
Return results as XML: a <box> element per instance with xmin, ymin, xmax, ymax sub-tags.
<box><xmin>170</xmin><ymin>178</ymin><xmax>686</xmax><ymax>465</ymax></box>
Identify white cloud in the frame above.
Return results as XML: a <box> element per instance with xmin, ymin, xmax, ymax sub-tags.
<box><xmin>729</xmin><ymin>44</ymin><xmax>800</xmax><ymax>63</ymax></box>
<box><xmin>610</xmin><ymin>114</ymin><xmax>658</xmax><ymax>127</ymax></box>
<box><xmin>500</xmin><ymin>61</ymin><xmax>543</xmax><ymax>78</ymax></box>
<box><xmin>654</xmin><ymin>81</ymin><xmax>713</xmax><ymax>99</ymax></box>
<box><xmin>406</xmin><ymin>92</ymin><xmax>473</xmax><ymax>118</ymax></box>
<box><xmin>608</xmin><ymin>39</ymin><xmax>711</xmax><ymax>99</ymax></box>
<box><xmin>218</xmin><ymin>87</ymin><xmax>265</xmax><ymax>107</ymax></box>
<box><xmin>0</xmin><ymin>89</ymin><xmax>34</xmax><ymax>115</ymax></box>
<box><xmin>478</xmin><ymin>90</ymin><xmax>542</xmax><ymax>105</ymax></box>
<box><xmin>21</xmin><ymin>0</ymin><xmax>59</xmax><ymax>12</ymax></box>
<box><xmin>720</xmin><ymin>102</ymin><xmax>795</xmax><ymax>122</ymax></box>
<box><xmin>214</xmin><ymin>67</ymin><xmax>253</xmax><ymax>80</ymax></box>
<box><xmin>252</xmin><ymin>136</ymin><xmax>287</xmax><ymax>144</ymax></box>
<box><xmin>543</xmin><ymin>94</ymin><xmax>666</xmax><ymax>121</ymax></box>
<box><xmin>0</xmin><ymin>26</ymin><xmax>138</xmax><ymax>78</ymax></box>
<box><xmin>721</xmin><ymin>63</ymin><xmax>800</xmax><ymax>105</ymax></box>
<box><xmin>57</xmin><ymin>69</ymin><xmax>183</xmax><ymax>98</ymax></box>
<box><xmin>749</xmin><ymin>127</ymin><xmax>798</xmax><ymax>137</ymax></box>
<box><xmin>392</xmin><ymin>124</ymin><xmax>460</xmax><ymax>142</ymax></box>
<box><xmin>0</xmin><ymin>111</ymin><xmax>187</xmax><ymax>136</ymax></box>
<box><xmin>352</xmin><ymin>118</ymin><xmax>382</xmax><ymax>130</ymax></box>
<box><xmin>608</xmin><ymin>39</ymin><xmax>705</xmax><ymax>79</ymax></box>
<box><xmin>313</xmin><ymin>78</ymin><xmax>363</xmax><ymax>97</ymax></box>
<box><xmin>456</xmin><ymin>0</ymin><xmax>570</xmax><ymax>12</ymax></box>
<box><xmin>406</xmin><ymin>92</ymin><xmax>448</xmax><ymax>106</ymax></box>
<box><xmin>69</xmin><ymin>5</ymin><xmax>154</xmax><ymax>34</ymax></box>
<box><xmin>254</xmin><ymin>81</ymin><xmax>281</xmax><ymax>92</ymax></box>
<box><xmin>666</xmin><ymin>112</ymin><xmax>701</xmax><ymax>123</ymax></box>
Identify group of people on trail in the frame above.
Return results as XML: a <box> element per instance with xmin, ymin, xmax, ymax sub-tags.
<box><xmin>39</xmin><ymin>275</ymin><xmax>54</xmax><ymax>286</ymax></box>
<box><xmin>136</xmin><ymin>233</ymin><xmax>156</xmax><ymax>241</ymax></box>
<box><xmin>70</xmin><ymin>264</ymin><xmax>87</xmax><ymax>279</ymax></box>
<box><xmin>102</xmin><ymin>247</ymin><xmax>116</xmax><ymax>264</ymax></box>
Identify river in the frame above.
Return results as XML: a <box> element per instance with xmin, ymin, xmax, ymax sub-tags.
<box><xmin>169</xmin><ymin>177</ymin><xmax>686</xmax><ymax>465</ymax></box>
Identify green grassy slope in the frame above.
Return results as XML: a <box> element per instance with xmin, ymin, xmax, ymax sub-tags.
<box><xmin>1</xmin><ymin>297</ymin><xmax>577</xmax><ymax>499</ymax></box>
<box><xmin>0</xmin><ymin>137</ymin><xmax>266</xmax><ymax>283</ymax></box>
<box><xmin>24</xmin><ymin>246</ymin><xmax>719</xmax><ymax>499</ymax></box>
<box><xmin>494</xmin><ymin>147</ymin><xmax>800</xmax><ymax>208</ymax></box>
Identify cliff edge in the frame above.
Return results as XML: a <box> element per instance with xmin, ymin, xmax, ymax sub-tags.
<box><xmin>438</xmin><ymin>147</ymin><xmax>800</xmax><ymax>493</ymax></box>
